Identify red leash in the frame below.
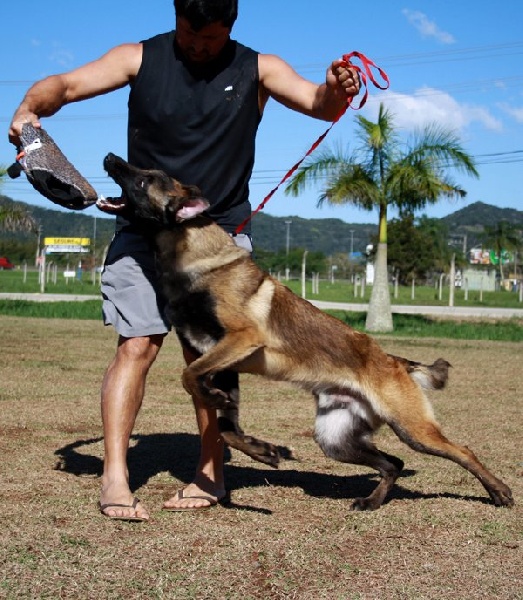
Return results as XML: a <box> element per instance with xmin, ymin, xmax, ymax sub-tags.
<box><xmin>235</xmin><ymin>51</ymin><xmax>389</xmax><ymax>234</ymax></box>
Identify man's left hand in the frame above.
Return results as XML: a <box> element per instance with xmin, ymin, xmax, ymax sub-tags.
<box><xmin>328</xmin><ymin>59</ymin><xmax>360</xmax><ymax>97</ymax></box>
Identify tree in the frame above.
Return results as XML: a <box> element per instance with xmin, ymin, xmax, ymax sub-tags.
<box><xmin>482</xmin><ymin>220</ymin><xmax>522</xmax><ymax>283</ymax></box>
<box><xmin>0</xmin><ymin>168</ymin><xmax>37</xmax><ymax>233</ymax></box>
<box><xmin>386</xmin><ymin>215</ymin><xmax>431</xmax><ymax>284</ymax></box>
<box><xmin>285</xmin><ymin>103</ymin><xmax>478</xmax><ymax>331</ymax></box>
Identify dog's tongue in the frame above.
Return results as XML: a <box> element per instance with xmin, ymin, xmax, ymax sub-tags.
<box><xmin>96</xmin><ymin>195</ymin><xmax>127</xmax><ymax>213</ymax></box>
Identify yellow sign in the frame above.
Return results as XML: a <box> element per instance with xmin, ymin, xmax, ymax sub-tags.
<box><xmin>44</xmin><ymin>237</ymin><xmax>90</xmax><ymax>246</ymax></box>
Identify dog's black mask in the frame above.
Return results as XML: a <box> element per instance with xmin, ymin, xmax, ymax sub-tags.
<box><xmin>98</xmin><ymin>153</ymin><xmax>209</xmax><ymax>231</ymax></box>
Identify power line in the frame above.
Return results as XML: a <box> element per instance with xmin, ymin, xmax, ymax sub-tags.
<box><xmin>3</xmin><ymin>149</ymin><xmax>522</xmax><ymax>200</ymax></box>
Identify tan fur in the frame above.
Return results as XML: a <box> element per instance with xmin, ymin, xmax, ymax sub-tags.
<box><xmin>100</xmin><ymin>153</ymin><xmax>514</xmax><ymax>511</ymax></box>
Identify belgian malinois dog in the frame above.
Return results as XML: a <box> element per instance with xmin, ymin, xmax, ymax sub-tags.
<box><xmin>98</xmin><ymin>153</ymin><xmax>514</xmax><ymax>511</ymax></box>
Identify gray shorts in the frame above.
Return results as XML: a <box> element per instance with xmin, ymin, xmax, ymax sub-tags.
<box><xmin>101</xmin><ymin>230</ymin><xmax>252</xmax><ymax>338</ymax></box>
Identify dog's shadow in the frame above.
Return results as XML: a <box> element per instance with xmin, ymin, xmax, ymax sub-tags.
<box><xmin>54</xmin><ymin>432</ymin><xmax>489</xmax><ymax>510</ymax></box>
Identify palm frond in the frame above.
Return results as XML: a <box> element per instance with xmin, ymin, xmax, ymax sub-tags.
<box><xmin>0</xmin><ymin>205</ymin><xmax>38</xmax><ymax>233</ymax></box>
<box><xmin>284</xmin><ymin>148</ymin><xmax>348</xmax><ymax>196</ymax></box>
<box><xmin>407</xmin><ymin>124</ymin><xmax>479</xmax><ymax>178</ymax></box>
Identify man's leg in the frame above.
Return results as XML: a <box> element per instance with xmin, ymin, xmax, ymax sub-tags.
<box><xmin>100</xmin><ymin>334</ymin><xmax>164</xmax><ymax>519</ymax></box>
<box><xmin>162</xmin><ymin>234</ymin><xmax>252</xmax><ymax>510</ymax></box>
<box><xmin>163</xmin><ymin>345</ymin><xmax>227</xmax><ymax>510</ymax></box>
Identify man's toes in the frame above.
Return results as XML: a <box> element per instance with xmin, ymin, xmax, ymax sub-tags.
<box><xmin>99</xmin><ymin>497</ymin><xmax>149</xmax><ymax>521</ymax></box>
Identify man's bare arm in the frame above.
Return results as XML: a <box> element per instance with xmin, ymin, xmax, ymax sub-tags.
<box><xmin>258</xmin><ymin>54</ymin><xmax>360</xmax><ymax>121</ymax></box>
<box><xmin>9</xmin><ymin>43</ymin><xmax>142</xmax><ymax>146</ymax></box>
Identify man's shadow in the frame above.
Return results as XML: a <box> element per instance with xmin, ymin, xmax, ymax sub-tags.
<box><xmin>54</xmin><ymin>432</ymin><xmax>490</xmax><ymax>510</ymax></box>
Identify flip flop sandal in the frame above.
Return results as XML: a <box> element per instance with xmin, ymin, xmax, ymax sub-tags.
<box><xmin>99</xmin><ymin>496</ymin><xmax>148</xmax><ymax>522</ymax></box>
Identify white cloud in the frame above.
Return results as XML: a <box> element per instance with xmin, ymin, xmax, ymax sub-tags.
<box><xmin>402</xmin><ymin>9</ymin><xmax>455</xmax><ymax>44</ymax></box>
<box><xmin>498</xmin><ymin>102</ymin><xmax>523</xmax><ymax>123</ymax></box>
<box><xmin>48</xmin><ymin>43</ymin><xmax>75</xmax><ymax>68</ymax></box>
<box><xmin>366</xmin><ymin>87</ymin><xmax>503</xmax><ymax>133</ymax></box>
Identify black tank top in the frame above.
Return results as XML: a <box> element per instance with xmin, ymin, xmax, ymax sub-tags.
<box><xmin>121</xmin><ymin>31</ymin><xmax>261</xmax><ymax>234</ymax></box>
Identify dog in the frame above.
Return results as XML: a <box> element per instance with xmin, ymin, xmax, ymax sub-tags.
<box><xmin>97</xmin><ymin>153</ymin><xmax>514</xmax><ymax>511</ymax></box>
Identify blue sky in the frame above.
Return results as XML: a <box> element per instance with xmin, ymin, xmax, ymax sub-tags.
<box><xmin>1</xmin><ymin>1</ymin><xmax>522</xmax><ymax>226</ymax></box>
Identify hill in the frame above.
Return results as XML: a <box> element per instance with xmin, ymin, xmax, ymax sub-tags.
<box><xmin>1</xmin><ymin>195</ymin><xmax>522</xmax><ymax>257</ymax></box>
<box><xmin>441</xmin><ymin>201</ymin><xmax>523</xmax><ymax>249</ymax></box>
<box><xmin>0</xmin><ymin>195</ymin><xmax>376</xmax><ymax>256</ymax></box>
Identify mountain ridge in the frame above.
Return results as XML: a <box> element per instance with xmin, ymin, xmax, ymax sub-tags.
<box><xmin>1</xmin><ymin>196</ymin><xmax>521</xmax><ymax>256</ymax></box>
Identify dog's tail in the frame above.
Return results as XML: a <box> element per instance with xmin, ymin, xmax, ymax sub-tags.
<box><xmin>390</xmin><ymin>355</ymin><xmax>451</xmax><ymax>390</ymax></box>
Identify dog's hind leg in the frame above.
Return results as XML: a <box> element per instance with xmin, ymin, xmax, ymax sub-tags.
<box><xmin>212</xmin><ymin>370</ymin><xmax>281</xmax><ymax>468</ymax></box>
<box><xmin>314</xmin><ymin>392</ymin><xmax>404</xmax><ymax>511</ymax></box>
<box><xmin>387</xmin><ymin>395</ymin><xmax>514</xmax><ymax>507</ymax></box>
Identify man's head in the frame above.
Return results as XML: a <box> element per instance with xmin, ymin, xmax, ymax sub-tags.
<box><xmin>174</xmin><ymin>0</ymin><xmax>238</xmax><ymax>30</ymax></box>
<box><xmin>174</xmin><ymin>0</ymin><xmax>237</xmax><ymax>63</ymax></box>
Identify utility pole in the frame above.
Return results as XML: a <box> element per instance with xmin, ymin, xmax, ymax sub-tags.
<box><xmin>349</xmin><ymin>229</ymin><xmax>354</xmax><ymax>256</ymax></box>
<box><xmin>93</xmin><ymin>216</ymin><xmax>97</xmax><ymax>262</ymax></box>
<box><xmin>92</xmin><ymin>216</ymin><xmax>97</xmax><ymax>285</ymax></box>
<box><xmin>285</xmin><ymin>220</ymin><xmax>292</xmax><ymax>281</ymax></box>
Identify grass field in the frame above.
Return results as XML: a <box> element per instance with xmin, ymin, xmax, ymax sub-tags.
<box><xmin>1</xmin><ymin>316</ymin><xmax>521</xmax><ymax>599</ymax></box>
<box><xmin>2</xmin><ymin>268</ymin><xmax>523</xmax><ymax>308</ymax></box>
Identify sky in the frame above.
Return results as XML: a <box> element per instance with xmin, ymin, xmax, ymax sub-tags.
<box><xmin>1</xmin><ymin>1</ymin><xmax>522</xmax><ymax>227</ymax></box>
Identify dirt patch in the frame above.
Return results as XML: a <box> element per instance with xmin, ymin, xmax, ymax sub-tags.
<box><xmin>0</xmin><ymin>316</ymin><xmax>521</xmax><ymax>599</ymax></box>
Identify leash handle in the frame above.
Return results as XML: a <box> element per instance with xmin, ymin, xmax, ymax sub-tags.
<box><xmin>340</xmin><ymin>51</ymin><xmax>390</xmax><ymax>112</ymax></box>
<box><xmin>234</xmin><ymin>51</ymin><xmax>389</xmax><ymax>235</ymax></box>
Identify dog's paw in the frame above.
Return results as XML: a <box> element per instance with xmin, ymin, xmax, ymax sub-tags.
<box><xmin>350</xmin><ymin>497</ymin><xmax>382</xmax><ymax>511</ymax></box>
<box><xmin>201</xmin><ymin>387</ymin><xmax>235</xmax><ymax>410</ymax></box>
<box><xmin>244</xmin><ymin>436</ymin><xmax>281</xmax><ymax>468</ymax></box>
<box><xmin>221</xmin><ymin>431</ymin><xmax>281</xmax><ymax>468</ymax></box>
<box><xmin>489</xmin><ymin>484</ymin><xmax>514</xmax><ymax>508</ymax></box>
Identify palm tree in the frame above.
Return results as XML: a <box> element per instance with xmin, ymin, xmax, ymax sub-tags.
<box><xmin>285</xmin><ymin>103</ymin><xmax>479</xmax><ymax>332</ymax></box>
<box><xmin>482</xmin><ymin>221</ymin><xmax>521</xmax><ymax>283</ymax></box>
<box><xmin>0</xmin><ymin>167</ymin><xmax>37</xmax><ymax>233</ymax></box>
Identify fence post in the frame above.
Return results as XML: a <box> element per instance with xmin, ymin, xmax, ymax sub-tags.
<box><xmin>438</xmin><ymin>273</ymin><xmax>444</xmax><ymax>301</ymax></box>
<box><xmin>449</xmin><ymin>253</ymin><xmax>456</xmax><ymax>307</ymax></box>
<box><xmin>39</xmin><ymin>249</ymin><xmax>46</xmax><ymax>293</ymax></box>
<box><xmin>301</xmin><ymin>251</ymin><xmax>308</xmax><ymax>299</ymax></box>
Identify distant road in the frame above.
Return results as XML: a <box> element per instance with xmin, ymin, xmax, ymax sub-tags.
<box><xmin>0</xmin><ymin>293</ymin><xmax>100</xmax><ymax>302</ymax></box>
<box><xmin>2</xmin><ymin>292</ymin><xmax>522</xmax><ymax>319</ymax></box>
<box><xmin>310</xmin><ymin>300</ymin><xmax>523</xmax><ymax>319</ymax></box>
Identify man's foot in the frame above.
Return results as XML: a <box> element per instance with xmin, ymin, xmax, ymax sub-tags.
<box><xmin>99</xmin><ymin>497</ymin><xmax>148</xmax><ymax>521</ymax></box>
<box><xmin>100</xmin><ymin>482</ymin><xmax>150</xmax><ymax>521</ymax></box>
<box><xmin>163</xmin><ymin>482</ymin><xmax>227</xmax><ymax>511</ymax></box>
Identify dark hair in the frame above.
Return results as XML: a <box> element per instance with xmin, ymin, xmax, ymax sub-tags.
<box><xmin>174</xmin><ymin>0</ymin><xmax>238</xmax><ymax>30</ymax></box>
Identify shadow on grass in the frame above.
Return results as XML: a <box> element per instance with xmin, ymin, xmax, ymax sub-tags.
<box><xmin>54</xmin><ymin>432</ymin><xmax>491</xmax><ymax>510</ymax></box>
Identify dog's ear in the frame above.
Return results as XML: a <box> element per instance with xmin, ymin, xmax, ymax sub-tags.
<box><xmin>168</xmin><ymin>197</ymin><xmax>210</xmax><ymax>222</ymax></box>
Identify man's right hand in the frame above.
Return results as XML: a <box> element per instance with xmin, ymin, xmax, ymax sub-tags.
<box><xmin>8</xmin><ymin>110</ymin><xmax>41</xmax><ymax>147</ymax></box>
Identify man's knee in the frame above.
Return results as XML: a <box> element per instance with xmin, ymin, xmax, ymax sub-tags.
<box><xmin>116</xmin><ymin>334</ymin><xmax>166</xmax><ymax>365</ymax></box>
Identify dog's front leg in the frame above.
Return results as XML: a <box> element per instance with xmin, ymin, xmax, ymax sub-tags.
<box><xmin>182</xmin><ymin>330</ymin><xmax>264</xmax><ymax>409</ymax></box>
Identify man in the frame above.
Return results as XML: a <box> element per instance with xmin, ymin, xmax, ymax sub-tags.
<box><xmin>9</xmin><ymin>0</ymin><xmax>360</xmax><ymax>520</ymax></box>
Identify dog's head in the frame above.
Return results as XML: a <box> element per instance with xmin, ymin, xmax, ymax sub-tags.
<box><xmin>97</xmin><ymin>153</ymin><xmax>209</xmax><ymax>227</ymax></box>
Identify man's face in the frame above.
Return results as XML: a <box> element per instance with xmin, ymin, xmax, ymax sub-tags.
<box><xmin>175</xmin><ymin>16</ymin><xmax>231</xmax><ymax>63</ymax></box>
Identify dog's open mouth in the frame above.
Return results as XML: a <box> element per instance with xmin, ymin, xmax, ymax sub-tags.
<box><xmin>96</xmin><ymin>195</ymin><xmax>128</xmax><ymax>214</ymax></box>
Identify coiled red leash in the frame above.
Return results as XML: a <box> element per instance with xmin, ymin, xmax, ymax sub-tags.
<box><xmin>234</xmin><ymin>51</ymin><xmax>389</xmax><ymax>234</ymax></box>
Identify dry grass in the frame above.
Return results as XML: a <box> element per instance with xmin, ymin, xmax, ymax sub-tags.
<box><xmin>0</xmin><ymin>316</ymin><xmax>521</xmax><ymax>599</ymax></box>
